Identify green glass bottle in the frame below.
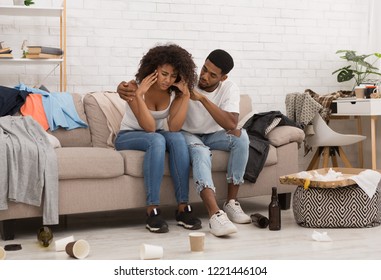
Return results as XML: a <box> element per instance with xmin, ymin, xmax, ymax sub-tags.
<box><xmin>37</xmin><ymin>226</ymin><xmax>53</xmax><ymax>247</ymax></box>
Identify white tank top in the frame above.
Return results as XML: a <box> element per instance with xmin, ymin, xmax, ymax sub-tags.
<box><xmin>119</xmin><ymin>92</ymin><xmax>175</xmax><ymax>131</ymax></box>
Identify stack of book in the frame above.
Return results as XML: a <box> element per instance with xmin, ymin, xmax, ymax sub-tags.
<box><xmin>26</xmin><ymin>46</ymin><xmax>64</xmax><ymax>59</ymax></box>
<box><xmin>0</xmin><ymin>42</ymin><xmax>13</xmax><ymax>59</ymax></box>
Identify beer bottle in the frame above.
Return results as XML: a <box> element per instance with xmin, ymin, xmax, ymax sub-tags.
<box><xmin>268</xmin><ymin>187</ymin><xmax>281</xmax><ymax>230</ymax></box>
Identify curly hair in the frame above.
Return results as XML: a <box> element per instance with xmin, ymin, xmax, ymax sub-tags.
<box><xmin>135</xmin><ymin>43</ymin><xmax>197</xmax><ymax>93</ymax></box>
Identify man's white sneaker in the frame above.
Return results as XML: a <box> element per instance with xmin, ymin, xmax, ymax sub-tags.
<box><xmin>223</xmin><ymin>199</ymin><xmax>251</xmax><ymax>224</ymax></box>
<box><xmin>209</xmin><ymin>210</ymin><xmax>238</xmax><ymax>237</ymax></box>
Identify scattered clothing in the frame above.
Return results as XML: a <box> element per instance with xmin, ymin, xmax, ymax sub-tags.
<box><xmin>285</xmin><ymin>92</ymin><xmax>322</xmax><ymax>128</ymax></box>
<box><xmin>243</xmin><ymin>111</ymin><xmax>301</xmax><ymax>183</ymax></box>
<box><xmin>14</xmin><ymin>83</ymin><xmax>88</xmax><ymax>131</ymax></box>
<box><xmin>20</xmin><ymin>93</ymin><xmax>49</xmax><ymax>130</ymax></box>
<box><xmin>0</xmin><ymin>115</ymin><xmax>59</xmax><ymax>225</ymax></box>
<box><xmin>0</xmin><ymin>85</ymin><xmax>30</xmax><ymax>117</ymax></box>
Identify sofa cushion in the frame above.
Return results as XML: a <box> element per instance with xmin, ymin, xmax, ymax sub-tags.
<box><xmin>83</xmin><ymin>92</ymin><xmax>125</xmax><ymax>149</ymax></box>
<box><xmin>56</xmin><ymin>147</ymin><xmax>124</xmax><ymax>179</ymax></box>
<box><xmin>119</xmin><ymin>145</ymin><xmax>277</xmax><ymax>178</ymax></box>
<box><xmin>48</xmin><ymin>93</ymin><xmax>92</xmax><ymax>147</ymax></box>
<box><xmin>267</xmin><ymin>125</ymin><xmax>305</xmax><ymax>147</ymax></box>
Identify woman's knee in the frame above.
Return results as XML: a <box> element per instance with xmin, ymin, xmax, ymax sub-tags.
<box><xmin>147</xmin><ymin>133</ymin><xmax>166</xmax><ymax>148</ymax></box>
<box><xmin>165</xmin><ymin>132</ymin><xmax>186</xmax><ymax>146</ymax></box>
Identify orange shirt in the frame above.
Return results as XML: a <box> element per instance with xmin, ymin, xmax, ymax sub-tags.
<box><xmin>20</xmin><ymin>94</ymin><xmax>49</xmax><ymax>130</ymax></box>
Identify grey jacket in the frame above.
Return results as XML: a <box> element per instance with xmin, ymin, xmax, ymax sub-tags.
<box><xmin>0</xmin><ymin>116</ymin><xmax>58</xmax><ymax>225</ymax></box>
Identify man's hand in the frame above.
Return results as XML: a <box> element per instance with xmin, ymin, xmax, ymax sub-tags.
<box><xmin>117</xmin><ymin>80</ymin><xmax>138</xmax><ymax>102</ymax></box>
<box><xmin>190</xmin><ymin>89</ymin><xmax>204</xmax><ymax>101</ymax></box>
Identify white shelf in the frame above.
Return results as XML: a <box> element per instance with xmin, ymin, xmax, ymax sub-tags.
<box><xmin>0</xmin><ymin>58</ymin><xmax>63</xmax><ymax>64</ymax></box>
<box><xmin>0</xmin><ymin>6</ymin><xmax>63</xmax><ymax>17</ymax></box>
<box><xmin>0</xmin><ymin>1</ymin><xmax>67</xmax><ymax>91</ymax></box>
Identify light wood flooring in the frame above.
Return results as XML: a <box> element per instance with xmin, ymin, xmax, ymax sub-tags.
<box><xmin>1</xmin><ymin>195</ymin><xmax>381</xmax><ymax>260</ymax></box>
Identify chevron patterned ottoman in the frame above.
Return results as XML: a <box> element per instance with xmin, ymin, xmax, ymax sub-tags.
<box><xmin>293</xmin><ymin>184</ymin><xmax>381</xmax><ymax>228</ymax></box>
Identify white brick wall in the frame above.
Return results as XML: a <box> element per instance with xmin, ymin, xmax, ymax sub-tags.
<box><xmin>1</xmin><ymin>0</ymin><xmax>379</xmax><ymax>168</ymax></box>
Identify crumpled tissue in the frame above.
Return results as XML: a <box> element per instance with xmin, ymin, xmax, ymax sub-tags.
<box><xmin>311</xmin><ymin>230</ymin><xmax>332</xmax><ymax>242</ymax></box>
<box><xmin>349</xmin><ymin>169</ymin><xmax>381</xmax><ymax>198</ymax></box>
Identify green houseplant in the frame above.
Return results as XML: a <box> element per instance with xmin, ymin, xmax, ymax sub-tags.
<box><xmin>13</xmin><ymin>0</ymin><xmax>34</xmax><ymax>5</ymax></box>
<box><xmin>24</xmin><ymin>0</ymin><xmax>35</xmax><ymax>6</ymax></box>
<box><xmin>332</xmin><ymin>50</ymin><xmax>381</xmax><ymax>89</ymax></box>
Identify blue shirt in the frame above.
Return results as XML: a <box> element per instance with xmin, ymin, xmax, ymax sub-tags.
<box><xmin>15</xmin><ymin>83</ymin><xmax>88</xmax><ymax>131</ymax></box>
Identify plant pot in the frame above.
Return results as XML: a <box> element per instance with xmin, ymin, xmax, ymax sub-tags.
<box><xmin>13</xmin><ymin>0</ymin><xmax>25</xmax><ymax>5</ymax></box>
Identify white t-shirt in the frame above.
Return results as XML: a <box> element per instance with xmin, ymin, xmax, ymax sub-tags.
<box><xmin>119</xmin><ymin>92</ymin><xmax>175</xmax><ymax>131</ymax></box>
<box><xmin>182</xmin><ymin>80</ymin><xmax>240</xmax><ymax>134</ymax></box>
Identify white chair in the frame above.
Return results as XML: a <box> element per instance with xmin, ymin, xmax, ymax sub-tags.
<box><xmin>306</xmin><ymin>113</ymin><xmax>366</xmax><ymax>170</ymax></box>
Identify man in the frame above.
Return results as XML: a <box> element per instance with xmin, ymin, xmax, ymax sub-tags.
<box><xmin>117</xmin><ymin>49</ymin><xmax>250</xmax><ymax>237</ymax></box>
<box><xmin>180</xmin><ymin>49</ymin><xmax>250</xmax><ymax>237</ymax></box>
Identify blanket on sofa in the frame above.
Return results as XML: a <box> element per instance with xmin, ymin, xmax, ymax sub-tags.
<box><xmin>0</xmin><ymin>115</ymin><xmax>58</xmax><ymax>225</ymax></box>
<box><xmin>89</xmin><ymin>91</ymin><xmax>125</xmax><ymax>148</ymax></box>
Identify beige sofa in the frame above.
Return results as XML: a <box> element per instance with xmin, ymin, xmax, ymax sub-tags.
<box><xmin>0</xmin><ymin>92</ymin><xmax>304</xmax><ymax>240</ymax></box>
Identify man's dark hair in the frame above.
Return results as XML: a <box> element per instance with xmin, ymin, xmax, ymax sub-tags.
<box><xmin>206</xmin><ymin>49</ymin><xmax>234</xmax><ymax>74</ymax></box>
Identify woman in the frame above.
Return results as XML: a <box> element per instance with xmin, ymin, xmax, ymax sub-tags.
<box><xmin>115</xmin><ymin>44</ymin><xmax>201</xmax><ymax>233</ymax></box>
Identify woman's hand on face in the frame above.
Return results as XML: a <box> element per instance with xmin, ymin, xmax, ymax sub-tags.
<box><xmin>136</xmin><ymin>71</ymin><xmax>158</xmax><ymax>97</ymax></box>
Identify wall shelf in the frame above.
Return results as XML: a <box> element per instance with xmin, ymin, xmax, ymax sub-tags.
<box><xmin>0</xmin><ymin>58</ymin><xmax>63</xmax><ymax>64</ymax></box>
<box><xmin>0</xmin><ymin>6</ymin><xmax>63</xmax><ymax>17</ymax></box>
<box><xmin>0</xmin><ymin>2</ymin><xmax>67</xmax><ymax>91</ymax></box>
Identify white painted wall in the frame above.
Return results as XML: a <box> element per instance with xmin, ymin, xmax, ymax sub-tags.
<box><xmin>1</xmin><ymin>0</ymin><xmax>380</xmax><ymax>169</ymax></box>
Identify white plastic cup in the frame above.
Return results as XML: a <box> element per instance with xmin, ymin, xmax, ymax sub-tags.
<box><xmin>188</xmin><ymin>232</ymin><xmax>205</xmax><ymax>252</ymax></box>
<box><xmin>65</xmin><ymin>239</ymin><xmax>90</xmax><ymax>259</ymax></box>
<box><xmin>55</xmin><ymin>235</ymin><xmax>75</xmax><ymax>251</ymax></box>
<box><xmin>0</xmin><ymin>246</ymin><xmax>6</xmax><ymax>260</ymax></box>
<box><xmin>139</xmin><ymin>243</ymin><xmax>163</xmax><ymax>260</ymax></box>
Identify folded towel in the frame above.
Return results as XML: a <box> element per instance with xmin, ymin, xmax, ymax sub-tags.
<box><xmin>349</xmin><ymin>169</ymin><xmax>381</xmax><ymax>198</ymax></box>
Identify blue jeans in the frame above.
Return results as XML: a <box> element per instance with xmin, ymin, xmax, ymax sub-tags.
<box><xmin>115</xmin><ymin>130</ymin><xmax>190</xmax><ymax>206</ymax></box>
<box><xmin>181</xmin><ymin>129</ymin><xmax>249</xmax><ymax>194</ymax></box>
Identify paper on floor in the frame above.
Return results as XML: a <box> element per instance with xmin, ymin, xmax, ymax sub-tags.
<box><xmin>312</xmin><ymin>230</ymin><xmax>332</xmax><ymax>242</ymax></box>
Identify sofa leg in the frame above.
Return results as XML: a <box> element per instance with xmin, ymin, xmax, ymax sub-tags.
<box><xmin>0</xmin><ymin>220</ymin><xmax>15</xmax><ymax>241</ymax></box>
<box><xmin>279</xmin><ymin>192</ymin><xmax>291</xmax><ymax>210</ymax></box>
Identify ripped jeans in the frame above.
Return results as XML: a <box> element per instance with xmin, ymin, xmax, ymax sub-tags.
<box><xmin>181</xmin><ymin>129</ymin><xmax>249</xmax><ymax>194</ymax></box>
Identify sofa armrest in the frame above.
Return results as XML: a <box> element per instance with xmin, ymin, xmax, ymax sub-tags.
<box><xmin>266</xmin><ymin>126</ymin><xmax>305</xmax><ymax>147</ymax></box>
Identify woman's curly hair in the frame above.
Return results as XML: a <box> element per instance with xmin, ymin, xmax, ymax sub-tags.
<box><xmin>135</xmin><ymin>43</ymin><xmax>197</xmax><ymax>94</ymax></box>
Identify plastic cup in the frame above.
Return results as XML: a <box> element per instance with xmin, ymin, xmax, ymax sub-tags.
<box><xmin>55</xmin><ymin>235</ymin><xmax>75</xmax><ymax>251</ymax></box>
<box><xmin>354</xmin><ymin>87</ymin><xmax>365</xmax><ymax>99</ymax></box>
<box><xmin>188</xmin><ymin>232</ymin><xmax>205</xmax><ymax>252</ymax></box>
<box><xmin>65</xmin><ymin>239</ymin><xmax>90</xmax><ymax>259</ymax></box>
<box><xmin>139</xmin><ymin>243</ymin><xmax>163</xmax><ymax>260</ymax></box>
<box><xmin>0</xmin><ymin>246</ymin><xmax>6</xmax><ymax>260</ymax></box>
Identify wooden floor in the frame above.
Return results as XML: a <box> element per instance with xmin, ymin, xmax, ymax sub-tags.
<box><xmin>2</xmin><ymin>195</ymin><xmax>381</xmax><ymax>260</ymax></box>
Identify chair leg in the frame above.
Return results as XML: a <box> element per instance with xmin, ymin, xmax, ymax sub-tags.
<box><xmin>330</xmin><ymin>147</ymin><xmax>338</xmax><ymax>167</ymax></box>
<box><xmin>322</xmin><ymin>147</ymin><xmax>330</xmax><ymax>167</ymax></box>
<box><xmin>338</xmin><ymin>147</ymin><xmax>353</xmax><ymax>168</ymax></box>
<box><xmin>307</xmin><ymin>148</ymin><xmax>322</xmax><ymax>170</ymax></box>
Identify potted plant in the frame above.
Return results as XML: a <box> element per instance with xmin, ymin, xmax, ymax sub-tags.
<box><xmin>332</xmin><ymin>50</ymin><xmax>381</xmax><ymax>89</ymax></box>
<box><xmin>24</xmin><ymin>0</ymin><xmax>35</xmax><ymax>5</ymax></box>
<box><xmin>13</xmin><ymin>0</ymin><xmax>35</xmax><ymax>6</ymax></box>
